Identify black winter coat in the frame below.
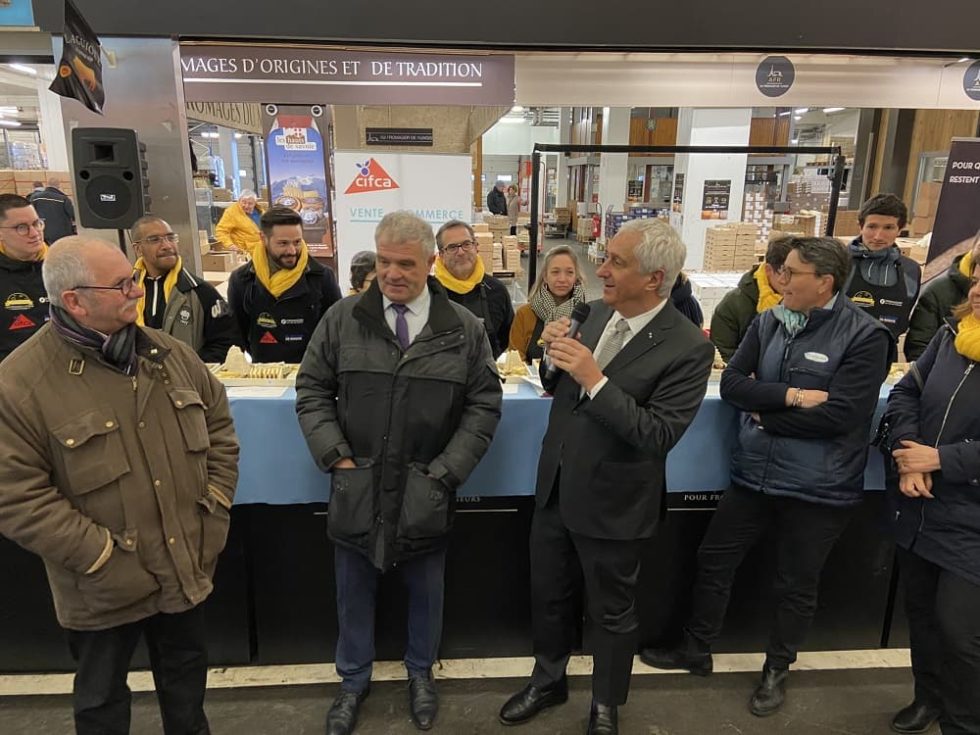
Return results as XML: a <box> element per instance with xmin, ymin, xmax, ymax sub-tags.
<box><xmin>295</xmin><ymin>278</ymin><xmax>503</xmax><ymax>569</ymax></box>
<box><xmin>882</xmin><ymin>322</ymin><xmax>980</xmax><ymax>586</ymax></box>
<box><xmin>670</xmin><ymin>274</ymin><xmax>704</xmax><ymax>328</ymax></box>
<box><xmin>486</xmin><ymin>188</ymin><xmax>507</xmax><ymax>215</ymax></box>
<box><xmin>0</xmin><ymin>252</ymin><xmax>49</xmax><ymax>363</ymax></box>
<box><xmin>904</xmin><ymin>254</ymin><xmax>972</xmax><ymax>362</ymax></box>
<box><xmin>444</xmin><ymin>276</ymin><xmax>514</xmax><ymax>358</ymax></box>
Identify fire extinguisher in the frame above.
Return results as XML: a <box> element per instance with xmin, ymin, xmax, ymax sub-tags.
<box><xmin>591</xmin><ymin>213</ymin><xmax>601</xmax><ymax>240</ymax></box>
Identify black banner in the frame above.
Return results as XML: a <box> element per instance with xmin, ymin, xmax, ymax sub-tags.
<box><xmin>923</xmin><ymin>138</ymin><xmax>980</xmax><ymax>282</ymax></box>
<box><xmin>49</xmin><ymin>0</ymin><xmax>105</xmax><ymax>115</ymax></box>
<box><xmin>365</xmin><ymin>128</ymin><xmax>434</xmax><ymax>147</ymax></box>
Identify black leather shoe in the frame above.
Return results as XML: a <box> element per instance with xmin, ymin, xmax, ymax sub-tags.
<box><xmin>891</xmin><ymin>701</ymin><xmax>942</xmax><ymax>733</ymax></box>
<box><xmin>749</xmin><ymin>666</ymin><xmax>788</xmax><ymax>717</ymax></box>
<box><xmin>586</xmin><ymin>701</ymin><xmax>618</xmax><ymax>735</ymax></box>
<box><xmin>499</xmin><ymin>679</ymin><xmax>569</xmax><ymax>725</ymax></box>
<box><xmin>408</xmin><ymin>675</ymin><xmax>438</xmax><ymax>731</ymax></box>
<box><xmin>639</xmin><ymin>645</ymin><xmax>713</xmax><ymax>676</ymax></box>
<box><xmin>326</xmin><ymin>688</ymin><xmax>369</xmax><ymax>735</ymax></box>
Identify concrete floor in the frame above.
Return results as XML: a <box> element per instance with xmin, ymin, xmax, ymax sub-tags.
<box><xmin>0</xmin><ymin>668</ymin><xmax>925</xmax><ymax>735</ymax></box>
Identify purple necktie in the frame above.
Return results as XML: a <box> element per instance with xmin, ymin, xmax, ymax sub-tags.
<box><xmin>392</xmin><ymin>303</ymin><xmax>410</xmax><ymax>350</ymax></box>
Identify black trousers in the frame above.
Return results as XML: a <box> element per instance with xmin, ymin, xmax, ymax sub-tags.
<box><xmin>66</xmin><ymin>606</ymin><xmax>210</xmax><ymax>735</ymax></box>
<box><xmin>898</xmin><ymin>546</ymin><xmax>980</xmax><ymax>735</ymax></box>
<box><xmin>529</xmin><ymin>492</ymin><xmax>643</xmax><ymax>706</ymax></box>
<box><xmin>684</xmin><ymin>484</ymin><xmax>854</xmax><ymax>669</ymax></box>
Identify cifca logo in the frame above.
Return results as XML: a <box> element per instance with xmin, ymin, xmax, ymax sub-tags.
<box><xmin>345</xmin><ymin>158</ymin><xmax>399</xmax><ymax>194</ymax></box>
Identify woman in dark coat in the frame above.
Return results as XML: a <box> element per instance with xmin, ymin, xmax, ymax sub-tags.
<box><xmin>881</xmin><ymin>258</ymin><xmax>980</xmax><ymax>735</ymax></box>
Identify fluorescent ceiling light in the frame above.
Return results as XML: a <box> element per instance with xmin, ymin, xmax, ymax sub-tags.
<box><xmin>6</xmin><ymin>63</ymin><xmax>37</xmax><ymax>76</ymax></box>
<box><xmin>777</xmin><ymin>111</ymin><xmax>792</xmax><ymax>117</ymax></box>
<box><xmin>0</xmin><ymin>120</ymin><xmax>23</xmax><ymax>128</ymax></box>
<box><xmin>794</xmin><ymin>115</ymin><xmax>802</xmax><ymax>121</ymax></box>
<box><xmin>0</xmin><ymin>107</ymin><xmax>18</xmax><ymax>115</ymax></box>
<box><xmin>823</xmin><ymin>107</ymin><xmax>845</xmax><ymax>113</ymax></box>
<box><xmin>790</xmin><ymin>138</ymin><xmax>799</xmax><ymax>144</ymax></box>
<box><xmin>794</xmin><ymin>107</ymin><xmax>809</xmax><ymax>114</ymax></box>
<box><xmin>234</xmin><ymin>132</ymin><xmax>242</xmax><ymax>139</ymax></box>
<box><xmin>499</xmin><ymin>117</ymin><xmax>526</xmax><ymax>124</ymax></box>
<box><xmin>959</xmin><ymin>57</ymin><xmax>972</xmax><ymax>63</ymax></box>
<box><xmin>511</xmin><ymin>105</ymin><xmax>524</xmax><ymax>113</ymax></box>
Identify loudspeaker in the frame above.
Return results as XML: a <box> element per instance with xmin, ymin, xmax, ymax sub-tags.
<box><xmin>72</xmin><ymin>127</ymin><xmax>150</xmax><ymax>230</ymax></box>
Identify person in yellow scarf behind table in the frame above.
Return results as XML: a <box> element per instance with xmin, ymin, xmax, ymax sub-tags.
<box><xmin>131</xmin><ymin>216</ymin><xmax>238</xmax><ymax>363</ymax></box>
<box><xmin>709</xmin><ymin>237</ymin><xmax>794</xmax><ymax>363</ymax></box>
<box><xmin>226</xmin><ymin>206</ymin><xmax>342</xmax><ymax>363</ymax></box>
<box><xmin>879</xmin><ymin>258</ymin><xmax>980</xmax><ymax>735</ymax></box>
<box><xmin>0</xmin><ymin>194</ymin><xmax>50</xmax><ymax>363</ymax></box>
<box><xmin>508</xmin><ymin>244</ymin><xmax>587</xmax><ymax>363</ymax></box>
<box><xmin>214</xmin><ymin>189</ymin><xmax>264</xmax><ymax>255</ymax></box>
<box><xmin>433</xmin><ymin>219</ymin><xmax>514</xmax><ymax>358</ymax></box>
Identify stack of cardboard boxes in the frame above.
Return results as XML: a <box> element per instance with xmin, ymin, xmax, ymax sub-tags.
<box><xmin>741</xmin><ymin>192</ymin><xmax>775</xmax><ymax>242</ymax></box>
<box><xmin>483</xmin><ymin>214</ymin><xmax>510</xmax><ymax>244</ymax></box>
<box><xmin>689</xmin><ymin>272</ymin><xmax>745</xmax><ymax>325</ymax></box>
<box><xmin>577</xmin><ymin>216</ymin><xmax>593</xmax><ymax>243</ymax></box>
<box><xmin>911</xmin><ymin>182</ymin><xmax>941</xmax><ymax>236</ymax></box>
<box><xmin>472</xmin><ymin>222</ymin><xmax>495</xmax><ymax>272</ymax></box>
<box><xmin>787</xmin><ymin>179</ymin><xmax>831</xmax><ymax>213</ymax></box>
<box><xmin>502</xmin><ymin>235</ymin><xmax>523</xmax><ymax>276</ymax></box>
<box><xmin>0</xmin><ymin>170</ymin><xmax>73</xmax><ymax>198</ymax></box>
<box><xmin>833</xmin><ymin>209</ymin><xmax>861</xmax><ymax>238</ymax></box>
<box><xmin>702</xmin><ymin>223</ymin><xmax>761</xmax><ymax>271</ymax></box>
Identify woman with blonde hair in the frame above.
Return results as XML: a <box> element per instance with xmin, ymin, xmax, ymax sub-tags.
<box><xmin>509</xmin><ymin>245</ymin><xmax>587</xmax><ymax>363</ymax></box>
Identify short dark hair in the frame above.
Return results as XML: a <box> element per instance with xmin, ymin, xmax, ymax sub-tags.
<box><xmin>435</xmin><ymin>219</ymin><xmax>475</xmax><ymax>249</ymax></box>
<box><xmin>0</xmin><ymin>194</ymin><xmax>31</xmax><ymax>221</ymax></box>
<box><xmin>765</xmin><ymin>236</ymin><xmax>794</xmax><ymax>268</ymax></box>
<box><xmin>349</xmin><ymin>250</ymin><xmax>376</xmax><ymax>291</ymax></box>
<box><xmin>130</xmin><ymin>215</ymin><xmax>168</xmax><ymax>242</ymax></box>
<box><xmin>859</xmin><ymin>193</ymin><xmax>908</xmax><ymax>228</ymax></box>
<box><xmin>260</xmin><ymin>206</ymin><xmax>302</xmax><ymax>237</ymax></box>
<box><xmin>791</xmin><ymin>237</ymin><xmax>851</xmax><ymax>293</ymax></box>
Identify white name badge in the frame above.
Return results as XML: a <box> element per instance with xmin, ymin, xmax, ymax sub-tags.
<box><xmin>804</xmin><ymin>351</ymin><xmax>829</xmax><ymax>364</ymax></box>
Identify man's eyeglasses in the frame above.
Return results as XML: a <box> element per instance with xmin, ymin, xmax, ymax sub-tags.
<box><xmin>441</xmin><ymin>240</ymin><xmax>476</xmax><ymax>254</ymax></box>
<box><xmin>134</xmin><ymin>233</ymin><xmax>179</xmax><ymax>246</ymax></box>
<box><xmin>777</xmin><ymin>266</ymin><xmax>818</xmax><ymax>280</ymax></box>
<box><xmin>0</xmin><ymin>219</ymin><xmax>45</xmax><ymax>236</ymax></box>
<box><xmin>74</xmin><ymin>270</ymin><xmax>142</xmax><ymax>297</ymax></box>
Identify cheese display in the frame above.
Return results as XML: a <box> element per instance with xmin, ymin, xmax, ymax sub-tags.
<box><xmin>209</xmin><ymin>346</ymin><xmax>299</xmax><ymax>386</ymax></box>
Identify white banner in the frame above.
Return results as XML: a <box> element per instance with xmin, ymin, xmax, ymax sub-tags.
<box><xmin>334</xmin><ymin>151</ymin><xmax>472</xmax><ymax>292</ymax></box>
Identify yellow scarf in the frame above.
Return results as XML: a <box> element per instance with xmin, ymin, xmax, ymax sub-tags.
<box><xmin>754</xmin><ymin>263</ymin><xmax>781</xmax><ymax>313</ymax></box>
<box><xmin>955</xmin><ymin>313</ymin><xmax>980</xmax><ymax>362</ymax></box>
<box><xmin>959</xmin><ymin>249</ymin><xmax>975</xmax><ymax>279</ymax></box>
<box><xmin>0</xmin><ymin>242</ymin><xmax>48</xmax><ymax>261</ymax></box>
<box><xmin>435</xmin><ymin>255</ymin><xmax>485</xmax><ymax>294</ymax></box>
<box><xmin>134</xmin><ymin>256</ymin><xmax>182</xmax><ymax>327</ymax></box>
<box><xmin>252</xmin><ymin>240</ymin><xmax>309</xmax><ymax>298</ymax></box>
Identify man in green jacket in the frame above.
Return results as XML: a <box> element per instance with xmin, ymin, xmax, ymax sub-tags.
<box><xmin>904</xmin><ymin>236</ymin><xmax>979</xmax><ymax>361</ymax></box>
<box><xmin>710</xmin><ymin>237</ymin><xmax>793</xmax><ymax>362</ymax></box>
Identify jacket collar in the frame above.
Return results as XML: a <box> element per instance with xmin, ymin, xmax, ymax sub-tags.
<box><xmin>135</xmin><ymin>328</ymin><xmax>172</xmax><ymax>363</ymax></box>
<box><xmin>581</xmin><ymin>298</ymin><xmax>682</xmax><ymax>373</ymax></box>
<box><xmin>353</xmin><ymin>276</ymin><xmax>462</xmax><ymax>342</ymax></box>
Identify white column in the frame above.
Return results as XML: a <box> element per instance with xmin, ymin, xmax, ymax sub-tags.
<box><xmin>35</xmin><ymin>76</ymin><xmax>70</xmax><ymax>172</ymax></box>
<box><xmin>674</xmin><ymin>108</ymin><xmax>752</xmax><ymax>269</ymax></box>
<box><xmin>555</xmin><ymin>106</ymin><xmax>571</xmax><ymax>207</ymax></box>
<box><xmin>216</xmin><ymin>128</ymin><xmax>240</xmax><ymax>196</ymax></box>
<box><xmin>597</xmin><ymin>107</ymin><xmax>630</xmax><ymax>243</ymax></box>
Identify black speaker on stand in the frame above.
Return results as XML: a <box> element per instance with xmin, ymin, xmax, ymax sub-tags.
<box><xmin>71</xmin><ymin>127</ymin><xmax>151</xmax><ymax>253</ymax></box>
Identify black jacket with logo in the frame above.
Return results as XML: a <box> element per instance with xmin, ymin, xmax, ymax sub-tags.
<box><xmin>0</xmin><ymin>252</ymin><xmax>49</xmax><ymax>363</ymax></box>
<box><xmin>444</xmin><ymin>276</ymin><xmax>514</xmax><ymax>358</ymax></box>
<box><xmin>227</xmin><ymin>258</ymin><xmax>342</xmax><ymax>363</ymax></box>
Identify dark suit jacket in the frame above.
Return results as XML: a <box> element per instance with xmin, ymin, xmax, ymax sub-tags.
<box><xmin>536</xmin><ymin>299</ymin><xmax>714</xmax><ymax>541</ymax></box>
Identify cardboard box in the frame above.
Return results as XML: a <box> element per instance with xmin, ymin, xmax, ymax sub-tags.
<box><xmin>911</xmin><ymin>215</ymin><xmax>935</xmax><ymax>236</ymax></box>
<box><xmin>201</xmin><ymin>251</ymin><xmax>247</xmax><ymax>272</ymax></box>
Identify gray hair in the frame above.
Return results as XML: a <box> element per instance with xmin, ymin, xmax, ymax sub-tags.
<box><xmin>42</xmin><ymin>237</ymin><xmax>117</xmax><ymax>308</ymax></box>
<box><xmin>618</xmin><ymin>218</ymin><xmax>687</xmax><ymax>298</ymax></box>
<box><xmin>435</xmin><ymin>219</ymin><xmax>475</xmax><ymax>249</ymax></box>
<box><xmin>375</xmin><ymin>211</ymin><xmax>435</xmax><ymax>256</ymax></box>
<box><xmin>791</xmin><ymin>237</ymin><xmax>851</xmax><ymax>293</ymax></box>
<box><xmin>239</xmin><ymin>189</ymin><xmax>257</xmax><ymax>201</ymax></box>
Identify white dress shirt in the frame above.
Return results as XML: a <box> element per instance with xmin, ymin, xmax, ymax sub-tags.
<box><xmin>587</xmin><ymin>299</ymin><xmax>670</xmax><ymax>399</ymax></box>
<box><xmin>383</xmin><ymin>286</ymin><xmax>431</xmax><ymax>345</ymax></box>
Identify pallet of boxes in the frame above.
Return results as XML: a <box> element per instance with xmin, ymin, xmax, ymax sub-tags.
<box><xmin>502</xmin><ymin>235</ymin><xmax>523</xmax><ymax>278</ymax></box>
<box><xmin>472</xmin><ymin>222</ymin><xmax>495</xmax><ymax>274</ymax></box>
<box><xmin>702</xmin><ymin>223</ymin><xmax>761</xmax><ymax>272</ymax></box>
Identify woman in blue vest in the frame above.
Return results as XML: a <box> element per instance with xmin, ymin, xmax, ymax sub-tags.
<box><xmin>881</xmin><ymin>258</ymin><xmax>980</xmax><ymax>735</ymax></box>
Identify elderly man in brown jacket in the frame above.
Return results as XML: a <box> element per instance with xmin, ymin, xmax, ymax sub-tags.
<box><xmin>0</xmin><ymin>236</ymin><xmax>239</xmax><ymax>735</ymax></box>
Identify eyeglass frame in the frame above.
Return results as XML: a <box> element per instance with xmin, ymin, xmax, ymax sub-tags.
<box><xmin>73</xmin><ymin>269</ymin><xmax>143</xmax><ymax>297</ymax></box>
<box><xmin>440</xmin><ymin>239</ymin><xmax>477</xmax><ymax>254</ymax></box>
<box><xmin>777</xmin><ymin>265</ymin><xmax>819</xmax><ymax>280</ymax></box>
<box><xmin>133</xmin><ymin>232</ymin><xmax>179</xmax><ymax>246</ymax></box>
<box><xmin>0</xmin><ymin>218</ymin><xmax>45</xmax><ymax>237</ymax></box>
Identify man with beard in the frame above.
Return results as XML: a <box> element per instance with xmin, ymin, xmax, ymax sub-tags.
<box><xmin>130</xmin><ymin>216</ymin><xmax>237</xmax><ymax>363</ymax></box>
<box><xmin>434</xmin><ymin>220</ymin><xmax>514</xmax><ymax>358</ymax></box>
<box><xmin>227</xmin><ymin>206</ymin><xmax>341</xmax><ymax>363</ymax></box>
<box><xmin>844</xmin><ymin>193</ymin><xmax>921</xmax><ymax>346</ymax></box>
<box><xmin>0</xmin><ymin>194</ymin><xmax>50</xmax><ymax>362</ymax></box>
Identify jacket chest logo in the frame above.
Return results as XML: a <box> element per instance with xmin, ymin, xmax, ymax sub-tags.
<box><xmin>178</xmin><ymin>308</ymin><xmax>192</xmax><ymax>325</ymax></box>
<box><xmin>851</xmin><ymin>290</ymin><xmax>874</xmax><ymax>307</ymax></box>
<box><xmin>256</xmin><ymin>312</ymin><xmax>277</xmax><ymax>329</ymax></box>
<box><xmin>4</xmin><ymin>292</ymin><xmax>34</xmax><ymax>311</ymax></box>
<box><xmin>8</xmin><ymin>314</ymin><xmax>36</xmax><ymax>330</ymax></box>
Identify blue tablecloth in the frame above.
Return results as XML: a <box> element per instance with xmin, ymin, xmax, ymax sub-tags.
<box><xmin>228</xmin><ymin>382</ymin><xmax>891</xmax><ymax>505</ymax></box>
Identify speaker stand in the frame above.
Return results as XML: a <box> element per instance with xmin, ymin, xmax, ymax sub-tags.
<box><xmin>116</xmin><ymin>229</ymin><xmax>127</xmax><ymax>256</ymax></box>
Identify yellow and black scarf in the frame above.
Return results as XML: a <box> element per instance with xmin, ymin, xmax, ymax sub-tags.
<box><xmin>134</xmin><ymin>256</ymin><xmax>182</xmax><ymax>327</ymax></box>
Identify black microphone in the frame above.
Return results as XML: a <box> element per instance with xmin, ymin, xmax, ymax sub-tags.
<box><xmin>543</xmin><ymin>302</ymin><xmax>591</xmax><ymax>381</ymax></box>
